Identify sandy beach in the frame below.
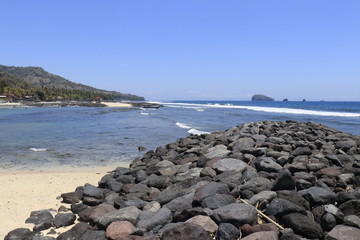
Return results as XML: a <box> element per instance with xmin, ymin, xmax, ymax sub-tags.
<box><xmin>101</xmin><ymin>102</ymin><xmax>133</xmax><ymax>107</ymax></box>
<box><xmin>0</xmin><ymin>164</ymin><xmax>128</xmax><ymax>239</ymax></box>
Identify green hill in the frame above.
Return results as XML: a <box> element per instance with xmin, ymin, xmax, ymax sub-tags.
<box><xmin>0</xmin><ymin>65</ymin><xmax>144</xmax><ymax>101</ymax></box>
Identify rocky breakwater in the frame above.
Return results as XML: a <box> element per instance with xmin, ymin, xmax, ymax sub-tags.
<box><xmin>6</xmin><ymin>120</ymin><xmax>360</xmax><ymax>240</ymax></box>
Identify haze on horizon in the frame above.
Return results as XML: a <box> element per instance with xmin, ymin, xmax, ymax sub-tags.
<box><xmin>1</xmin><ymin>1</ymin><xmax>359</xmax><ymax>101</ymax></box>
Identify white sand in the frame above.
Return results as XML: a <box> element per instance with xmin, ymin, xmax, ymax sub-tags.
<box><xmin>102</xmin><ymin>102</ymin><xmax>133</xmax><ymax>107</ymax></box>
<box><xmin>0</xmin><ymin>164</ymin><xmax>128</xmax><ymax>239</ymax></box>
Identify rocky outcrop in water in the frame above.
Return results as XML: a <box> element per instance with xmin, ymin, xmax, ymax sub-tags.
<box><xmin>251</xmin><ymin>94</ymin><xmax>275</xmax><ymax>101</ymax></box>
<box><xmin>6</xmin><ymin>120</ymin><xmax>360</xmax><ymax>240</ymax></box>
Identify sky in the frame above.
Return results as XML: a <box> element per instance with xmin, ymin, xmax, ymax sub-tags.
<box><xmin>1</xmin><ymin>1</ymin><xmax>359</xmax><ymax>101</ymax></box>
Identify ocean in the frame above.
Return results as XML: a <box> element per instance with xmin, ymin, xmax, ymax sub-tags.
<box><xmin>0</xmin><ymin>101</ymin><xmax>359</xmax><ymax>170</ymax></box>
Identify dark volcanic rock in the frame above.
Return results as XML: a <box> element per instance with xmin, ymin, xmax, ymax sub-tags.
<box><xmin>96</xmin><ymin>206</ymin><xmax>141</xmax><ymax>229</ymax></box>
<box><xmin>4</xmin><ymin>228</ymin><xmax>36</xmax><ymax>240</ymax></box>
<box><xmin>325</xmin><ymin>224</ymin><xmax>360</xmax><ymax>240</ymax></box>
<box><xmin>298</xmin><ymin>186</ymin><xmax>336</xmax><ymax>206</ymax></box>
<box><xmin>25</xmin><ymin>210</ymin><xmax>53</xmax><ymax>225</ymax></box>
<box><xmin>266</xmin><ymin>198</ymin><xmax>306</xmax><ymax>217</ymax></box>
<box><xmin>53</xmin><ymin>213</ymin><xmax>76</xmax><ymax>228</ymax></box>
<box><xmin>137</xmin><ymin>207</ymin><xmax>172</xmax><ymax>230</ymax></box>
<box><xmin>201</xmin><ymin>193</ymin><xmax>236</xmax><ymax>209</ymax></box>
<box><xmin>282</xmin><ymin>213</ymin><xmax>323</xmax><ymax>239</ymax></box>
<box><xmin>161</xmin><ymin>223</ymin><xmax>212</xmax><ymax>240</ymax></box>
<box><xmin>272</xmin><ymin>169</ymin><xmax>295</xmax><ymax>191</ymax></box>
<box><xmin>216</xmin><ymin>223</ymin><xmax>240</xmax><ymax>240</ymax></box>
<box><xmin>213</xmin><ymin>203</ymin><xmax>258</xmax><ymax>227</ymax></box>
<box><xmin>193</xmin><ymin>182</ymin><xmax>230</xmax><ymax>206</ymax></box>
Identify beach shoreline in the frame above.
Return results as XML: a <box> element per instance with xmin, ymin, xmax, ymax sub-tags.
<box><xmin>0</xmin><ymin>164</ymin><xmax>128</xmax><ymax>239</ymax></box>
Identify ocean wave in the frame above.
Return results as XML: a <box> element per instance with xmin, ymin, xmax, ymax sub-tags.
<box><xmin>140</xmin><ymin>112</ymin><xmax>150</xmax><ymax>116</ymax></box>
<box><xmin>176</xmin><ymin>122</ymin><xmax>192</xmax><ymax>129</ymax></box>
<box><xmin>29</xmin><ymin>148</ymin><xmax>49</xmax><ymax>152</ymax></box>
<box><xmin>155</xmin><ymin>102</ymin><xmax>360</xmax><ymax>118</ymax></box>
<box><xmin>188</xmin><ymin>128</ymin><xmax>210</xmax><ymax>135</ymax></box>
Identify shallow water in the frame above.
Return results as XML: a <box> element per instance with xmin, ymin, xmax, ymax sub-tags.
<box><xmin>0</xmin><ymin>101</ymin><xmax>359</xmax><ymax>170</ymax></box>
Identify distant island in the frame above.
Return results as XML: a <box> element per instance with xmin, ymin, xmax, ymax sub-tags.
<box><xmin>0</xmin><ymin>65</ymin><xmax>144</xmax><ymax>102</ymax></box>
<box><xmin>251</xmin><ymin>94</ymin><xmax>275</xmax><ymax>101</ymax></box>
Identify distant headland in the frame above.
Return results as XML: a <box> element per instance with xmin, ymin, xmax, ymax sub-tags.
<box><xmin>0</xmin><ymin>65</ymin><xmax>145</xmax><ymax>103</ymax></box>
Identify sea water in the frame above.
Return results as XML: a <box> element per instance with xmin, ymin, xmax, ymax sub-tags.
<box><xmin>0</xmin><ymin>101</ymin><xmax>359</xmax><ymax>170</ymax></box>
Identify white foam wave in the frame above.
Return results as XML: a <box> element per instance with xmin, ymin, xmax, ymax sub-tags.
<box><xmin>188</xmin><ymin>128</ymin><xmax>210</xmax><ymax>135</ymax></box>
<box><xmin>176</xmin><ymin>122</ymin><xmax>192</xmax><ymax>129</ymax></box>
<box><xmin>29</xmin><ymin>148</ymin><xmax>49</xmax><ymax>152</ymax></box>
<box><xmin>140</xmin><ymin>112</ymin><xmax>150</xmax><ymax>116</ymax></box>
<box><xmin>154</xmin><ymin>102</ymin><xmax>360</xmax><ymax>118</ymax></box>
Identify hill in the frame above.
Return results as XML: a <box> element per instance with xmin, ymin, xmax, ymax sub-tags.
<box><xmin>0</xmin><ymin>65</ymin><xmax>144</xmax><ymax>101</ymax></box>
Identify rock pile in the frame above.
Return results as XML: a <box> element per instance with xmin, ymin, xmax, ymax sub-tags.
<box><xmin>6</xmin><ymin>120</ymin><xmax>360</xmax><ymax>240</ymax></box>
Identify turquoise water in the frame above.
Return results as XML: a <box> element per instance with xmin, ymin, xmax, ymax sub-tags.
<box><xmin>0</xmin><ymin>101</ymin><xmax>359</xmax><ymax>170</ymax></box>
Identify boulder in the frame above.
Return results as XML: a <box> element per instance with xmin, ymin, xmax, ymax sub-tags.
<box><xmin>213</xmin><ymin>203</ymin><xmax>258</xmax><ymax>227</ymax></box>
<box><xmin>161</xmin><ymin>223</ymin><xmax>212</xmax><ymax>240</ymax></box>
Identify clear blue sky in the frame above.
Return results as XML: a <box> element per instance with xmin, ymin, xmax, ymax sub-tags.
<box><xmin>1</xmin><ymin>1</ymin><xmax>359</xmax><ymax>101</ymax></box>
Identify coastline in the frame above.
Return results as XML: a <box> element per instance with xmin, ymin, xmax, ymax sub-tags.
<box><xmin>0</xmin><ymin>164</ymin><xmax>128</xmax><ymax>239</ymax></box>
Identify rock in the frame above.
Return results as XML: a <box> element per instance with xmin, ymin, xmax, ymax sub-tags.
<box><xmin>204</xmin><ymin>145</ymin><xmax>231</xmax><ymax>159</ymax></box>
<box><xmin>266</xmin><ymin>198</ymin><xmax>306</xmax><ymax>217</ymax></box>
<box><xmin>240</xmin><ymin>177</ymin><xmax>272</xmax><ymax>194</ymax></box>
<box><xmin>298</xmin><ymin>186</ymin><xmax>336</xmax><ymax>206</ymax></box>
<box><xmin>89</xmin><ymin>203</ymin><xmax>117</xmax><ymax>223</ymax></box>
<box><xmin>165</xmin><ymin>193</ymin><xmax>194</xmax><ymax>212</ymax></box>
<box><xmin>78</xmin><ymin>230</ymin><xmax>107</xmax><ymax>240</ymax></box>
<box><xmin>161</xmin><ymin>223</ymin><xmax>212</xmax><ymax>240</ymax></box>
<box><xmin>317</xmin><ymin>167</ymin><xmax>342</xmax><ymax>178</ymax></box>
<box><xmin>336</xmin><ymin>140</ymin><xmax>357</xmax><ymax>150</ymax></box>
<box><xmin>255</xmin><ymin>157</ymin><xmax>282</xmax><ymax>172</ymax></box>
<box><xmin>282</xmin><ymin>213</ymin><xmax>323</xmax><ymax>239</ymax></box>
<box><xmin>215</xmin><ymin>170</ymin><xmax>243</xmax><ymax>189</ymax></box>
<box><xmin>241</xmin><ymin>223</ymin><xmax>279</xmax><ymax>236</ymax></box>
<box><xmin>325</xmin><ymin>224</ymin><xmax>360</xmax><ymax>240</ymax></box>
<box><xmin>241</xmin><ymin>231</ymin><xmax>278</xmax><ymax>240</ymax></box>
<box><xmin>248</xmin><ymin>191</ymin><xmax>277</xmax><ymax>205</ymax></box>
<box><xmin>96</xmin><ymin>206</ymin><xmax>141</xmax><ymax>229</ymax></box>
<box><xmin>276</xmin><ymin>190</ymin><xmax>310</xmax><ymax>210</ymax></box>
<box><xmin>106</xmin><ymin>221</ymin><xmax>135</xmax><ymax>240</ymax></box>
<box><xmin>231</xmin><ymin>138</ymin><xmax>256</xmax><ymax>151</ymax></box>
<box><xmin>201</xmin><ymin>193</ymin><xmax>236</xmax><ymax>209</ymax></box>
<box><xmin>212</xmin><ymin>158</ymin><xmax>247</xmax><ymax>173</ymax></box>
<box><xmin>83</xmin><ymin>184</ymin><xmax>104</xmax><ymax>199</ymax></box>
<box><xmin>339</xmin><ymin>199</ymin><xmax>360</xmax><ymax>217</ymax></box>
<box><xmin>56</xmin><ymin>222</ymin><xmax>94</xmax><ymax>240</ymax></box>
<box><xmin>251</xmin><ymin>94</ymin><xmax>275</xmax><ymax>101</ymax></box>
<box><xmin>321</xmin><ymin>213</ymin><xmax>337</xmax><ymax>231</ymax></box>
<box><xmin>272</xmin><ymin>169</ymin><xmax>295</xmax><ymax>191</ymax></box>
<box><xmin>216</xmin><ymin>223</ymin><xmax>240</xmax><ymax>240</ymax></box>
<box><xmin>61</xmin><ymin>191</ymin><xmax>82</xmax><ymax>203</ymax></box>
<box><xmin>344</xmin><ymin>215</ymin><xmax>360</xmax><ymax>228</ymax></box>
<box><xmin>193</xmin><ymin>182</ymin><xmax>230</xmax><ymax>206</ymax></box>
<box><xmin>25</xmin><ymin>210</ymin><xmax>53</xmax><ymax>225</ymax></box>
<box><xmin>53</xmin><ymin>213</ymin><xmax>76</xmax><ymax>228</ymax></box>
<box><xmin>324</xmin><ymin>204</ymin><xmax>344</xmax><ymax>221</ymax></box>
<box><xmin>213</xmin><ymin>203</ymin><xmax>258</xmax><ymax>227</ymax></box>
<box><xmin>32</xmin><ymin>234</ymin><xmax>56</xmax><ymax>240</ymax></box>
<box><xmin>137</xmin><ymin>207</ymin><xmax>172</xmax><ymax>230</ymax></box>
<box><xmin>143</xmin><ymin>201</ymin><xmax>161</xmax><ymax>212</ymax></box>
<box><xmin>4</xmin><ymin>228</ymin><xmax>36</xmax><ymax>240</ymax></box>
<box><xmin>185</xmin><ymin>215</ymin><xmax>218</xmax><ymax>233</ymax></box>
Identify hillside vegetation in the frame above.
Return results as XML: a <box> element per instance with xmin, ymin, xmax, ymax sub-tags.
<box><xmin>0</xmin><ymin>65</ymin><xmax>144</xmax><ymax>102</ymax></box>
